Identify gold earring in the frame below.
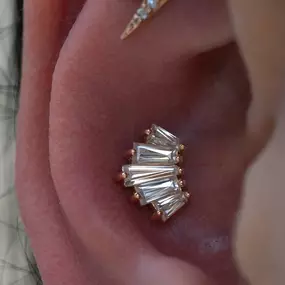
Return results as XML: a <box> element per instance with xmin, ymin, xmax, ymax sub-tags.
<box><xmin>118</xmin><ymin>124</ymin><xmax>190</xmax><ymax>222</ymax></box>
<box><xmin>121</xmin><ymin>0</ymin><xmax>170</xmax><ymax>40</ymax></box>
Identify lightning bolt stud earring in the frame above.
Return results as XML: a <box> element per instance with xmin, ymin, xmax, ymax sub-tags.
<box><xmin>120</xmin><ymin>0</ymin><xmax>169</xmax><ymax>40</ymax></box>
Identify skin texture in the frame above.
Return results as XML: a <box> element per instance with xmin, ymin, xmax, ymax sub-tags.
<box><xmin>229</xmin><ymin>1</ymin><xmax>285</xmax><ymax>284</ymax></box>
<box><xmin>16</xmin><ymin>0</ymin><xmax>285</xmax><ymax>285</ymax></box>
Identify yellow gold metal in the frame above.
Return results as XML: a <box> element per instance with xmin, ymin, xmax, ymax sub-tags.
<box><xmin>184</xmin><ymin>192</ymin><xmax>191</xmax><ymax>199</ymax></box>
<box><xmin>179</xmin><ymin>180</ymin><xmax>186</xmax><ymax>188</ymax></box>
<box><xmin>131</xmin><ymin>192</ymin><xmax>141</xmax><ymax>202</ymax></box>
<box><xmin>151</xmin><ymin>210</ymin><xmax>162</xmax><ymax>220</ymax></box>
<box><xmin>126</xmin><ymin>149</ymin><xmax>136</xmax><ymax>157</ymax></box>
<box><xmin>117</xmin><ymin>172</ymin><xmax>127</xmax><ymax>181</ymax></box>
<box><xmin>179</xmin><ymin>144</ymin><xmax>185</xmax><ymax>152</ymax></box>
<box><xmin>121</xmin><ymin>0</ymin><xmax>170</xmax><ymax>40</ymax></box>
<box><xmin>176</xmin><ymin>156</ymin><xmax>183</xmax><ymax>164</ymax></box>
<box><xmin>144</xmin><ymin>129</ymin><xmax>151</xmax><ymax>136</ymax></box>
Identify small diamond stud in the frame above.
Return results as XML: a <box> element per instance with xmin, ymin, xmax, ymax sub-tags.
<box><xmin>119</xmin><ymin>124</ymin><xmax>190</xmax><ymax>222</ymax></box>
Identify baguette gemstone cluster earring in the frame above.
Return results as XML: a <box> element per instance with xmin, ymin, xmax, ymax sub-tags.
<box><xmin>121</xmin><ymin>0</ymin><xmax>170</xmax><ymax>40</ymax></box>
<box><xmin>119</xmin><ymin>125</ymin><xmax>190</xmax><ymax>222</ymax></box>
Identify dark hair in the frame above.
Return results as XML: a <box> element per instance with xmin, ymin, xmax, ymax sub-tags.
<box><xmin>1</xmin><ymin>0</ymin><xmax>42</xmax><ymax>284</ymax></box>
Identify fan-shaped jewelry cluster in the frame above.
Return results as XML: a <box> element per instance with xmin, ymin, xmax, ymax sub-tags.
<box><xmin>119</xmin><ymin>124</ymin><xmax>190</xmax><ymax>222</ymax></box>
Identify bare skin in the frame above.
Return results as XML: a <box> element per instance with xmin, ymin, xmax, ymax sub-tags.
<box><xmin>16</xmin><ymin>0</ymin><xmax>285</xmax><ymax>284</ymax></box>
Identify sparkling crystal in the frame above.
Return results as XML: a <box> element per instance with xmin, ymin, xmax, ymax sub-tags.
<box><xmin>122</xmin><ymin>165</ymin><xmax>179</xmax><ymax>187</ymax></box>
<box><xmin>152</xmin><ymin>192</ymin><xmax>188</xmax><ymax>221</ymax></box>
<box><xmin>121</xmin><ymin>0</ymin><xmax>170</xmax><ymax>40</ymax></box>
<box><xmin>132</xmin><ymin>143</ymin><xmax>179</xmax><ymax>165</ymax></box>
<box><xmin>147</xmin><ymin>0</ymin><xmax>157</xmax><ymax>9</ymax></box>
<box><xmin>120</xmin><ymin>15</ymin><xmax>143</xmax><ymax>40</ymax></box>
<box><xmin>146</xmin><ymin>124</ymin><xmax>180</xmax><ymax>147</ymax></box>
<box><xmin>137</xmin><ymin>7</ymin><xmax>148</xmax><ymax>20</ymax></box>
<box><xmin>135</xmin><ymin>178</ymin><xmax>181</xmax><ymax>206</ymax></box>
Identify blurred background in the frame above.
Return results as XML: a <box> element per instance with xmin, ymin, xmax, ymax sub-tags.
<box><xmin>0</xmin><ymin>0</ymin><xmax>40</xmax><ymax>284</ymax></box>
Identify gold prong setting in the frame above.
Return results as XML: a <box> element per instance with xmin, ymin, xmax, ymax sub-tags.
<box><xmin>151</xmin><ymin>210</ymin><xmax>163</xmax><ymax>221</ymax></box>
<box><xmin>179</xmin><ymin>144</ymin><xmax>185</xmax><ymax>152</ymax></box>
<box><xmin>131</xmin><ymin>192</ymin><xmax>141</xmax><ymax>203</ymax></box>
<box><xmin>117</xmin><ymin>172</ymin><xmax>127</xmax><ymax>181</ymax></box>
<box><xmin>119</xmin><ymin>124</ymin><xmax>190</xmax><ymax>222</ymax></box>
<box><xmin>144</xmin><ymin>129</ymin><xmax>151</xmax><ymax>136</ymax></box>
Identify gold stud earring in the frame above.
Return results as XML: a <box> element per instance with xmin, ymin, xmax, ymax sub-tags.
<box><xmin>121</xmin><ymin>0</ymin><xmax>170</xmax><ymax>40</ymax></box>
<box><xmin>118</xmin><ymin>124</ymin><xmax>190</xmax><ymax>222</ymax></box>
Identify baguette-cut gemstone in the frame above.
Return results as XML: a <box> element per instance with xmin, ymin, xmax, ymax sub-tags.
<box><xmin>122</xmin><ymin>165</ymin><xmax>179</xmax><ymax>187</ymax></box>
<box><xmin>146</xmin><ymin>124</ymin><xmax>179</xmax><ymax>147</ymax></box>
<box><xmin>135</xmin><ymin>178</ymin><xmax>181</xmax><ymax>205</ymax></box>
<box><xmin>132</xmin><ymin>143</ymin><xmax>179</xmax><ymax>165</ymax></box>
<box><xmin>152</xmin><ymin>192</ymin><xmax>188</xmax><ymax>221</ymax></box>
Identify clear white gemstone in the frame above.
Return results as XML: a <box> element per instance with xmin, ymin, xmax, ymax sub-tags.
<box><xmin>137</xmin><ymin>7</ymin><xmax>148</xmax><ymax>20</ymax></box>
<box><xmin>122</xmin><ymin>165</ymin><xmax>179</xmax><ymax>187</ymax></box>
<box><xmin>147</xmin><ymin>0</ymin><xmax>157</xmax><ymax>9</ymax></box>
<box><xmin>152</xmin><ymin>192</ymin><xmax>188</xmax><ymax>221</ymax></box>
<box><xmin>132</xmin><ymin>143</ymin><xmax>179</xmax><ymax>165</ymax></box>
<box><xmin>146</xmin><ymin>124</ymin><xmax>180</xmax><ymax>147</ymax></box>
<box><xmin>135</xmin><ymin>178</ymin><xmax>181</xmax><ymax>205</ymax></box>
